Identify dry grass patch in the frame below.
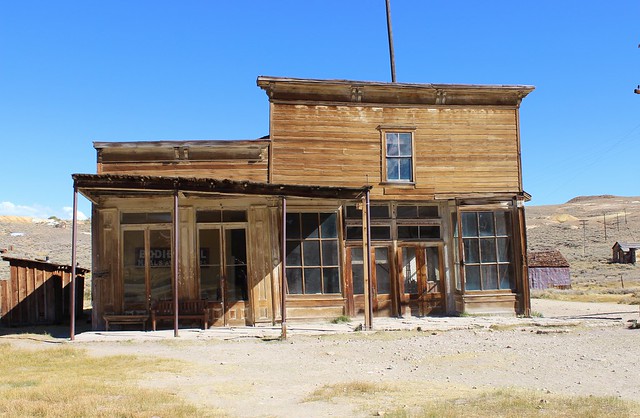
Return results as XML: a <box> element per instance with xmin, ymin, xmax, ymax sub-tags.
<box><xmin>0</xmin><ymin>343</ymin><xmax>222</xmax><ymax>417</ymax></box>
<box><xmin>532</xmin><ymin>287</ymin><xmax>640</xmax><ymax>305</ymax></box>
<box><xmin>306</xmin><ymin>381</ymin><xmax>638</xmax><ymax>418</ymax></box>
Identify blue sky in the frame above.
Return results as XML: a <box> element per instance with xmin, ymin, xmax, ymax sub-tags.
<box><xmin>1</xmin><ymin>1</ymin><xmax>639</xmax><ymax>219</ymax></box>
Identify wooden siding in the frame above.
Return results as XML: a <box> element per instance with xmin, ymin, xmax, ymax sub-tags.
<box><xmin>269</xmin><ymin>104</ymin><xmax>520</xmax><ymax>198</ymax></box>
<box><xmin>96</xmin><ymin>141</ymin><xmax>269</xmax><ymax>183</ymax></box>
<box><xmin>0</xmin><ymin>259</ymin><xmax>86</xmax><ymax>326</ymax></box>
<box><xmin>98</xmin><ymin>160</ymin><xmax>269</xmax><ymax>183</ymax></box>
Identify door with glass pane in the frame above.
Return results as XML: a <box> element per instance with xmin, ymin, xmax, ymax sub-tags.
<box><xmin>398</xmin><ymin>245</ymin><xmax>443</xmax><ymax>316</ymax></box>
<box><xmin>199</xmin><ymin>226</ymin><xmax>248</xmax><ymax>326</ymax></box>
<box><xmin>122</xmin><ymin>228</ymin><xmax>172</xmax><ymax>312</ymax></box>
<box><xmin>348</xmin><ymin>246</ymin><xmax>393</xmax><ymax>316</ymax></box>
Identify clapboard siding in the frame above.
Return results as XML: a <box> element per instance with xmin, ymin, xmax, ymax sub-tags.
<box><xmin>98</xmin><ymin>161</ymin><xmax>269</xmax><ymax>182</ymax></box>
<box><xmin>270</xmin><ymin>104</ymin><xmax>520</xmax><ymax>196</ymax></box>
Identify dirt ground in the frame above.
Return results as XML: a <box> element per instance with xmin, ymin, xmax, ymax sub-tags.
<box><xmin>3</xmin><ymin>299</ymin><xmax>639</xmax><ymax>418</ymax></box>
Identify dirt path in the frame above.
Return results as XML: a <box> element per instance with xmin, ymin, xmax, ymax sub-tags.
<box><xmin>38</xmin><ymin>299</ymin><xmax>633</xmax><ymax>417</ymax></box>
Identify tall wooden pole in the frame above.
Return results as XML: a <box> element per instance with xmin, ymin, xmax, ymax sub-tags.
<box><xmin>385</xmin><ymin>0</ymin><xmax>397</xmax><ymax>82</ymax></box>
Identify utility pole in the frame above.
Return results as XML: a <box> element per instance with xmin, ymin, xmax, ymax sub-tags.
<box><xmin>603</xmin><ymin>213</ymin><xmax>607</xmax><ymax>241</ymax></box>
<box><xmin>385</xmin><ymin>0</ymin><xmax>397</xmax><ymax>82</ymax></box>
<box><xmin>580</xmin><ymin>220</ymin><xmax>587</xmax><ymax>256</ymax></box>
<box><xmin>635</xmin><ymin>43</ymin><xmax>640</xmax><ymax>94</ymax></box>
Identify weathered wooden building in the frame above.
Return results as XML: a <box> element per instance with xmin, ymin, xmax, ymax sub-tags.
<box><xmin>612</xmin><ymin>242</ymin><xmax>639</xmax><ymax>264</ymax></box>
<box><xmin>527</xmin><ymin>250</ymin><xmax>571</xmax><ymax>290</ymax></box>
<box><xmin>75</xmin><ymin>76</ymin><xmax>534</xmax><ymax>330</ymax></box>
<box><xmin>0</xmin><ymin>256</ymin><xmax>88</xmax><ymax>326</ymax></box>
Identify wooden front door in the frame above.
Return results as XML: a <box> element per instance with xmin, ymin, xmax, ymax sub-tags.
<box><xmin>398</xmin><ymin>245</ymin><xmax>444</xmax><ymax>316</ymax></box>
<box><xmin>122</xmin><ymin>228</ymin><xmax>173</xmax><ymax>312</ymax></box>
<box><xmin>199</xmin><ymin>226</ymin><xmax>249</xmax><ymax>326</ymax></box>
<box><xmin>348</xmin><ymin>246</ymin><xmax>394</xmax><ymax>317</ymax></box>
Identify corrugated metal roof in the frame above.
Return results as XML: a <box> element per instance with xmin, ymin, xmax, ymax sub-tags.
<box><xmin>528</xmin><ymin>250</ymin><xmax>570</xmax><ymax>268</ymax></box>
<box><xmin>612</xmin><ymin>242</ymin><xmax>640</xmax><ymax>251</ymax></box>
<box><xmin>1</xmin><ymin>256</ymin><xmax>90</xmax><ymax>273</ymax></box>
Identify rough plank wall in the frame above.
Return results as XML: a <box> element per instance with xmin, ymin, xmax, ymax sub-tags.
<box><xmin>98</xmin><ymin>160</ymin><xmax>269</xmax><ymax>183</ymax></box>
<box><xmin>270</xmin><ymin>104</ymin><xmax>520</xmax><ymax>197</ymax></box>
<box><xmin>529</xmin><ymin>267</ymin><xmax>571</xmax><ymax>289</ymax></box>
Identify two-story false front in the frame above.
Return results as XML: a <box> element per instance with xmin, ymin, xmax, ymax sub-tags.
<box><xmin>75</xmin><ymin>76</ymin><xmax>534</xmax><ymax>330</ymax></box>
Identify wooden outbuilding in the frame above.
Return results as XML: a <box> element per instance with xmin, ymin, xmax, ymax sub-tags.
<box><xmin>527</xmin><ymin>250</ymin><xmax>571</xmax><ymax>290</ymax></box>
<box><xmin>0</xmin><ymin>256</ymin><xmax>89</xmax><ymax>326</ymax></box>
<box><xmin>612</xmin><ymin>242</ymin><xmax>639</xmax><ymax>264</ymax></box>
<box><xmin>73</xmin><ymin>76</ymin><xmax>535</xmax><ymax>331</ymax></box>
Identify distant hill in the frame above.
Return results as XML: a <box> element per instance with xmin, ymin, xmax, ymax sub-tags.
<box><xmin>0</xmin><ymin>217</ymin><xmax>91</xmax><ymax>269</ymax></box>
<box><xmin>1</xmin><ymin>195</ymin><xmax>638</xmax><ymax>285</ymax></box>
<box><xmin>526</xmin><ymin>195</ymin><xmax>640</xmax><ymax>286</ymax></box>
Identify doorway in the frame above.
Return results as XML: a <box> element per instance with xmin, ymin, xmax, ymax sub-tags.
<box><xmin>122</xmin><ymin>228</ymin><xmax>173</xmax><ymax>312</ymax></box>
<box><xmin>198</xmin><ymin>226</ymin><xmax>248</xmax><ymax>326</ymax></box>
<box><xmin>348</xmin><ymin>246</ymin><xmax>394</xmax><ymax>316</ymax></box>
<box><xmin>398</xmin><ymin>245</ymin><xmax>444</xmax><ymax>316</ymax></box>
<box><xmin>347</xmin><ymin>244</ymin><xmax>444</xmax><ymax>317</ymax></box>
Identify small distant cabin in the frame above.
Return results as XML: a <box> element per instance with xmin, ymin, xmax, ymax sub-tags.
<box><xmin>0</xmin><ymin>256</ymin><xmax>89</xmax><ymax>326</ymax></box>
<box><xmin>612</xmin><ymin>242</ymin><xmax>639</xmax><ymax>264</ymax></box>
<box><xmin>528</xmin><ymin>250</ymin><xmax>571</xmax><ymax>290</ymax></box>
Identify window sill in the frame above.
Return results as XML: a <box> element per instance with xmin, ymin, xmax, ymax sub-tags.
<box><xmin>379</xmin><ymin>181</ymin><xmax>415</xmax><ymax>187</ymax></box>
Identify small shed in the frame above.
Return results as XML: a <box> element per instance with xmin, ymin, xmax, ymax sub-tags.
<box><xmin>528</xmin><ymin>250</ymin><xmax>571</xmax><ymax>290</ymax></box>
<box><xmin>0</xmin><ymin>256</ymin><xmax>89</xmax><ymax>326</ymax></box>
<box><xmin>612</xmin><ymin>242</ymin><xmax>639</xmax><ymax>264</ymax></box>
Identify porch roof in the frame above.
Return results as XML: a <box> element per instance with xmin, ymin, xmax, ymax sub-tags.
<box><xmin>72</xmin><ymin>173</ymin><xmax>371</xmax><ymax>202</ymax></box>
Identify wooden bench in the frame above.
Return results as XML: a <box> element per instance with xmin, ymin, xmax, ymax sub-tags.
<box><xmin>151</xmin><ymin>299</ymin><xmax>209</xmax><ymax>331</ymax></box>
<box><xmin>103</xmin><ymin>313</ymin><xmax>149</xmax><ymax>331</ymax></box>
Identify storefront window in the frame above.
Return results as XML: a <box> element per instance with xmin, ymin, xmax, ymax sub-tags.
<box><xmin>286</xmin><ymin>212</ymin><xmax>341</xmax><ymax>294</ymax></box>
<box><xmin>461</xmin><ymin>211</ymin><xmax>514</xmax><ymax>291</ymax></box>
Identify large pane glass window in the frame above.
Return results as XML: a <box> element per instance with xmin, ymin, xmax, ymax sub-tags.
<box><xmin>350</xmin><ymin>247</ymin><xmax>390</xmax><ymax>296</ymax></box>
<box><xmin>149</xmin><ymin>230</ymin><xmax>172</xmax><ymax>301</ymax></box>
<box><xmin>402</xmin><ymin>247</ymin><xmax>418</xmax><ymax>294</ymax></box>
<box><xmin>225</xmin><ymin>229</ymin><xmax>248</xmax><ymax>301</ymax></box>
<box><xmin>123</xmin><ymin>230</ymin><xmax>146</xmax><ymax>308</ymax></box>
<box><xmin>461</xmin><ymin>211</ymin><xmax>515</xmax><ymax>291</ymax></box>
<box><xmin>375</xmin><ymin>248</ymin><xmax>391</xmax><ymax>295</ymax></box>
<box><xmin>286</xmin><ymin>212</ymin><xmax>341</xmax><ymax>295</ymax></box>
<box><xmin>199</xmin><ymin>229</ymin><xmax>221</xmax><ymax>300</ymax></box>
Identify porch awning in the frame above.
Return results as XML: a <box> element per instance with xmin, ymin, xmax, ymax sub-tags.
<box><xmin>72</xmin><ymin>173</ymin><xmax>371</xmax><ymax>201</ymax></box>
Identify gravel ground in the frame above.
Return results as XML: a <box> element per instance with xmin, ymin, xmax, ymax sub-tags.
<box><xmin>29</xmin><ymin>299</ymin><xmax>631</xmax><ymax>417</ymax></box>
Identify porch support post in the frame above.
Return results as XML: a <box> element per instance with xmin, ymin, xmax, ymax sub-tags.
<box><xmin>280</xmin><ymin>196</ymin><xmax>287</xmax><ymax>339</ymax></box>
<box><xmin>517</xmin><ymin>200</ymin><xmax>531</xmax><ymax>316</ymax></box>
<box><xmin>362</xmin><ymin>190</ymin><xmax>373</xmax><ymax>330</ymax></box>
<box><xmin>70</xmin><ymin>183</ymin><xmax>79</xmax><ymax>341</ymax></box>
<box><xmin>173</xmin><ymin>188</ymin><xmax>180</xmax><ymax>337</ymax></box>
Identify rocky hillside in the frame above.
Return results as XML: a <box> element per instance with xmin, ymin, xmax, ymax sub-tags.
<box><xmin>526</xmin><ymin>195</ymin><xmax>640</xmax><ymax>286</ymax></box>
<box><xmin>0</xmin><ymin>217</ymin><xmax>92</xmax><ymax>276</ymax></box>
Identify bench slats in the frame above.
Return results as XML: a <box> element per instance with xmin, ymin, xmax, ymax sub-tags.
<box><xmin>151</xmin><ymin>300</ymin><xmax>209</xmax><ymax>331</ymax></box>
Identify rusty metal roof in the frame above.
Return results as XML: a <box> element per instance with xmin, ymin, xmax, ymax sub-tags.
<box><xmin>612</xmin><ymin>242</ymin><xmax>640</xmax><ymax>251</ymax></box>
<box><xmin>527</xmin><ymin>250</ymin><xmax>570</xmax><ymax>268</ymax></box>
<box><xmin>73</xmin><ymin>173</ymin><xmax>371</xmax><ymax>202</ymax></box>
<box><xmin>2</xmin><ymin>256</ymin><xmax>90</xmax><ymax>274</ymax></box>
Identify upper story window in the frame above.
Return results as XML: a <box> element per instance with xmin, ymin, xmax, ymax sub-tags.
<box><xmin>382</xmin><ymin>131</ymin><xmax>415</xmax><ymax>183</ymax></box>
